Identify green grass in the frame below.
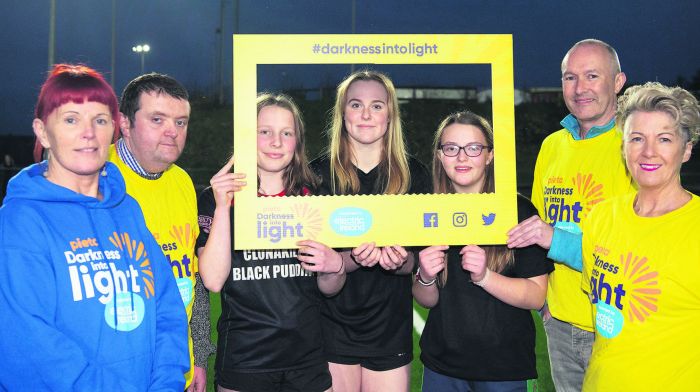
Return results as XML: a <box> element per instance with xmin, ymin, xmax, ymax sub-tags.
<box><xmin>206</xmin><ymin>293</ymin><xmax>218</xmax><ymax>392</ymax></box>
<box><xmin>206</xmin><ymin>295</ymin><xmax>554</xmax><ymax>392</ymax></box>
<box><xmin>412</xmin><ymin>303</ymin><xmax>428</xmax><ymax>389</ymax></box>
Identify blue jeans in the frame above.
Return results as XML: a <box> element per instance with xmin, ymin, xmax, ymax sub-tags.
<box><xmin>543</xmin><ymin>315</ymin><xmax>594</xmax><ymax>392</ymax></box>
<box><xmin>421</xmin><ymin>366</ymin><xmax>526</xmax><ymax>392</ymax></box>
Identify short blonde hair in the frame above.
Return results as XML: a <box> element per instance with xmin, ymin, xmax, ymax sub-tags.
<box><xmin>616</xmin><ymin>82</ymin><xmax>700</xmax><ymax>146</ymax></box>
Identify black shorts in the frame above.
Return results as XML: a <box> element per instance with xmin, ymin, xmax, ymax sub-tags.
<box><xmin>326</xmin><ymin>352</ymin><xmax>413</xmax><ymax>371</ymax></box>
<box><xmin>216</xmin><ymin>363</ymin><xmax>332</xmax><ymax>392</ymax></box>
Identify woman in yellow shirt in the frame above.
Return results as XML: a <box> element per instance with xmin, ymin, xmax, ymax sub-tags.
<box><xmin>580</xmin><ymin>82</ymin><xmax>700</xmax><ymax>390</ymax></box>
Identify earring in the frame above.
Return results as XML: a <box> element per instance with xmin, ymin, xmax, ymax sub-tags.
<box><xmin>42</xmin><ymin>153</ymin><xmax>50</xmax><ymax>177</ymax></box>
<box><xmin>101</xmin><ymin>166</ymin><xmax>107</xmax><ymax>177</ymax></box>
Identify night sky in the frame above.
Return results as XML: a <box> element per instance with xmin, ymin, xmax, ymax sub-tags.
<box><xmin>2</xmin><ymin>0</ymin><xmax>699</xmax><ymax>135</ymax></box>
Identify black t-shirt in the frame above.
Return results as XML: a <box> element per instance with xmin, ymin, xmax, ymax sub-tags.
<box><xmin>311</xmin><ymin>155</ymin><xmax>431</xmax><ymax>197</ymax></box>
<box><xmin>196</xmin><ymin>188</ymin><xmax>325</xmax><ymax>373</ymax></box>
<box><xmin>419</xmin><ymin>195</ymin><xmax>553</xmax><ymax>381</ymax></box>
<box><xmin>310</xmin><ymin>155</ymin><xmax>431</xmax><ymax>356</ymax></box>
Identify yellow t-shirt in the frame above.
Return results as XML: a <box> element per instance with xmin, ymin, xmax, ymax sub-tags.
<box><xmin>109</xmin><ymin>145</ymin><xmax>199</xmax><ymax>386</ymax></box>
<box><xmin>581</xmin><ymin>193</ymin><xmax>700</xmax><ymax>390</ymax></box>
<box><xmin>531</xmin><ymin>128</ymin><xmax>635</xmax><ymax>330</ymax></box>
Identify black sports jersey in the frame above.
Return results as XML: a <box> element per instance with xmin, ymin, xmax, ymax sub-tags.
<box><xmin>310</xmin><ymin>155</ymin><xmax>431</xmax><ymax>357</ymax></box>
<box><xmin>419</xmin><ymin>195</ymin><xmax>553</xmax><ymax>381</ymax></box>
<box><xmin>196</xmin><ymin>188</ymin><xmax>325</xmax><ymax>373</ymax></box>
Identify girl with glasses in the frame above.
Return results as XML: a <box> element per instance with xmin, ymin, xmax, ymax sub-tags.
<box><xmin>414</xmin><ymin>111</ymin><xmax>552</xmax><ymax>392</ymax></box>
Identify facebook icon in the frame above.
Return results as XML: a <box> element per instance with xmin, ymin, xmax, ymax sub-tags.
<box><xmin>423</xmin><ymin>213</ymin><xmax>439</xmax><ymax>228</ymax></box>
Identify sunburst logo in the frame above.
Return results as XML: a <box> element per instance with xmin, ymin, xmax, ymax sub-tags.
<box><xmin>169</xmin><ymin>223</ymin><xmax>196</xmax><ymax>249</ymax></box>
<box><xmin>572</xmin><ymin>172</ymin><xmax>605</xmax><ymax>219</ymax></box>
<box><xmin>620</xmin><ymin>251</ymin><xmax>661</xmax><ymax>323</ymax></box>
<box><xmin>291</xmin><ymin>203</ymin><xmax>322</xmax><ymax>239</ymax></box>
<box><xmin>109</xmin><ymin>232</ymin><xmax>155</xmax><ymax>298</ymax></box>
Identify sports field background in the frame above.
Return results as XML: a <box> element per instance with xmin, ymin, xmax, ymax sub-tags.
<box><xmin>182</xmin><ymin>99</ymin><xmax>568</xmax><ymax>391</ymax></box>
<box><xmin>205</xmin><ymin>295</ymin><xmax>555</xmax><ymax>392</ymax></box>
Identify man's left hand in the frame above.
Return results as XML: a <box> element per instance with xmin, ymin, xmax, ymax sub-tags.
<box><xmin>187</xmin><ymin>366</ymin><xmax>207</xmax><ymax>392</ymax></box>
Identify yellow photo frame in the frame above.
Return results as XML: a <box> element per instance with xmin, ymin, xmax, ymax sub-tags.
<box><xmin>233</xmin><ymin>34</ymin><xmax>517</xmax><ymax>249</ymax></box>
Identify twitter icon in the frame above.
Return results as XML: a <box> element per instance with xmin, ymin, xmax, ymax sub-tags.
<box><xmin>482</xmin><ymin>213</ymin><xmax>496</xmax><ymax>226</ymax></box>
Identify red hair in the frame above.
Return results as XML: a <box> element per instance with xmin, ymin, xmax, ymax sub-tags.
<box><xmin>33</xmin><ymin>64</ymin><xmax>120</xmax><ymax>162</ymax></box>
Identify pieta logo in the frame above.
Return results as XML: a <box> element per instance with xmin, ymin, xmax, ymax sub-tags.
<box><xmin>589</xmin><ymin>250</ymin><xmax>661</xmax><ymax>338</ymax></box>
<box><xmin>257</xmin><ymin>204</ymin><xmax>322</xmax><ymax>243</ymax></box>
<box><xmin>108</xmin><ymin>232</ymin><xmax>155</xmax><ymax>298</ymax></box>
<box><xmin>543</xmin><ymin>173</ymin><xmax>605</xmax><ymax>225</ymax></box>
<box><xmin>167</xmin><ymin>223</ymin><xmax>196</xmax><ymax>279</ymax></box>
<box><xmin>64</xmin><ymin>232</ymin><xmax>155</xmax><ymax>332</ymax></box>
<box><xmin>618</xmin><ymin>252</ymin><xmax>660</xmax><ymax>323</ymax></box>
<box><xmin>166</xmin><ymin>223</ymin><xmax>197</xmax><ymax>305</ymax></box>
<box><xmin>65</xmin><ymin>233</ymin><xmax>153</xmax><ymax>305</ymax></box>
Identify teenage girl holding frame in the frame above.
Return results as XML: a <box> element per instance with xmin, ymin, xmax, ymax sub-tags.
<box><xmin>414</xmin><ymin>111</ymin><xmax>552</xmax><ymax>392</ymax></box>
<box><xmin>311</xmin><ymin>70</ymin><xmax>431</xmax><ymax>391</ymax></box>
<box><xmin>196</xmin><ymin>93</ymin><xmax>345</xmax><ymax>392</ymax></box>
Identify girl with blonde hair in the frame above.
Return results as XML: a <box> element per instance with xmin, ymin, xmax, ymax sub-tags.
<box><xmin>311</xmin><ymin>70</ymin><xmax>431</xmax><ymax>391</ymax></box>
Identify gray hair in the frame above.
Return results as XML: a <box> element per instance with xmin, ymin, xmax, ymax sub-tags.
<box><xmin>616</xmin><ymin>82</ymin><xmax>700</xmax><ymax>145</ymax></box>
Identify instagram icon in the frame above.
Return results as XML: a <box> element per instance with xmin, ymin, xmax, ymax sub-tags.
<box><xmin>452</xmin><ymin>212</ymin><xmax>467</xmax><ymax>227</ymax></box>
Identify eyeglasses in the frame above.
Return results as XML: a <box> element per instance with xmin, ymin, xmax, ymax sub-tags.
<box><xmin>438</xmin><ymin>143</ymin><xmax>492</xmax><ymax>157</ymax></box>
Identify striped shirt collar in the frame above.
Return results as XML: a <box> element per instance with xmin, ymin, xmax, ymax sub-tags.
<box><xmin>115</xmin><ymin>138</ymin><xmax>163</xmax><ymax>180</ymax></box>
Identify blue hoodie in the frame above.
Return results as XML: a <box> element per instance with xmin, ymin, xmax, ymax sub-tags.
<box><xmin>0</xmin><ymin>162</ymin><xmax>189</xmax><ymax>391</ymax></box>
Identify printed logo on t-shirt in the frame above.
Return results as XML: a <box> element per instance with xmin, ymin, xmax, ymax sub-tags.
<box><xmin>159</xmin><ymin>223</ymin><xmax>196</xmax><ymax>306</ymax></box>
<box><xmin>543</xmin><ymin>173</ymin><xmax>605</xmax><ymax>226</ymax></box>
<box><xmin>65</xmin><ymin>232</ymin><xmax>154</xmax><ymax>331</ymax></box>
<box><xmin>589</xmin><ymin>247</ymin><xmax>661</xmax><ymax>338</ymax></box>
<box><xmin>232</xmin><ymin>249</ymin><xmax>314</xmax><ymax>281</ymax></box>
<box><xmin>198</xmin><ymin>215</ymin><xmax>213</xmax><ymax>233</ymax></box>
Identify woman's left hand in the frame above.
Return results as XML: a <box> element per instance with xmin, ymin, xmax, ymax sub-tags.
<box><xmin>297</xmin><ymin>240</ymin><xmax>343</xmax><ymax>274</ymax></box>
<box><xmin>379</xmin><ymin>245</ymin><xmax>408</xmax><ymax>271</ymax></box>
<box><xmin>460</xmin><ymin>245</ymin><xmax>488</xmax><ymax>282</ymax></box>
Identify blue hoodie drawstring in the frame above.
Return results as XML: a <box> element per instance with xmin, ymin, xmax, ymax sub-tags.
<box><xmin>89</xmin><ymin>172</ymin><xmax>136</xmax><ymax>330</ymax></box>
<box><xmin>88</xmin><ymin>210</ymin><xmax>120</xmax><ymax>329</ymax></box>
<box><xmin>107</xmin><ymin>170</ymin><xmax>135</xmax><ymax>328</ymax></box>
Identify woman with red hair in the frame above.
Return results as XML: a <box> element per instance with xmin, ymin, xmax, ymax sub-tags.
<box><xmin>0</xmin><ymin>64</ymin><xmax>189</xmax><ymax>390</ymax></box>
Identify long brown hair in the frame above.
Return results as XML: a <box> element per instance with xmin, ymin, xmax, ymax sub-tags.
<box><xmin>431</xmin><ymin>111</ymin><xmax>512</xmax><ymax>285</ymax></box>
<box><xmin>326</xmin><ymin>70</ymin><xmax>410</xmax><ymax>195</ymax></box>
<box><xmin>257</xmin><ymin>92</ymin><xmax>318</xmax><ymax>195</ymax></box>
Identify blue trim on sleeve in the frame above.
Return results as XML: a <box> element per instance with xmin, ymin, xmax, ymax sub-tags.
<box><xmin>547</xmin><ymin>222</ymin><xmax>583</xmax><ymax>271</ymax></box>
